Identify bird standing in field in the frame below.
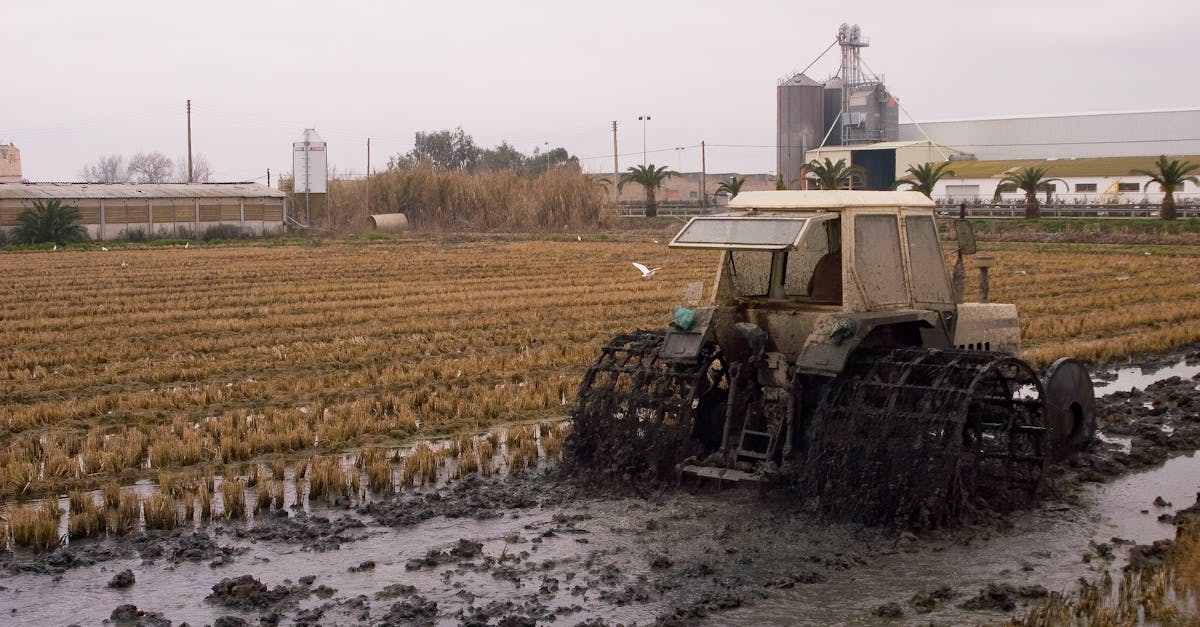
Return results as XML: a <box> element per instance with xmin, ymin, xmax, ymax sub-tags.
<box><xmin>101</xmin><ymin>246</ymin><xmax>109</xmax><ymax>251</ymax></box>
<box><xmin>632</xmin><ymin>262</ymin><xmax>661</xmax><ymax>279</ymax></box>
<box><xmin>185</xmin><ymin>242</ymin><xmax>190</xmax><ymax>249</ymax></box>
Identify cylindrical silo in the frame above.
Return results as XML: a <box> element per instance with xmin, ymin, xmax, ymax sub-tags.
<box><xmin>293</xmin><ymin>129</ymin><xmax>328</xmax><ymax>194</ymax></box>
<box><xmin>776</xmin><ymin>73</ymin><xmax>824</xmax><ymax>188</ymax></box>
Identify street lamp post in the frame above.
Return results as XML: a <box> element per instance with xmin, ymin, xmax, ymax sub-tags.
<box><xmin>637</xmin><ymin>115</ymin><xmax>651</xmax><ymax>165</ymax></box>
<box><xmin>674</xmin><ymin>147</ymin><xmax>685</xmax><ymax>171</ymax></box>
<box><xmin>544</xmin><ymin>141</ymin><xmax>550</xmax><ymax>172</ymax></box>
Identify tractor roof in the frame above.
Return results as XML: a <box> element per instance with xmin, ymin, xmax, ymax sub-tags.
<box><xmin>729</xmin><ymin>190</ymin><xmax>935</xmax><ymax>211</ymax></box>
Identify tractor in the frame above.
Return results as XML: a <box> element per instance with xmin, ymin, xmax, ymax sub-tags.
<box><xmin>568</xmin><ymin>190</ymin><xmax>1096</xmax><ymax>527</ymax></box>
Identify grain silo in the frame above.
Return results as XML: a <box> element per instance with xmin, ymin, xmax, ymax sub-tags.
<box><xmin>776</xmin><ymin>73</ymin><xmax>825</xmax><ymax>188</ymax></box>
<box><xmin>292</xmin><ymin>128</ymin><xmax>328</xmax><ymax>225</ymax></box>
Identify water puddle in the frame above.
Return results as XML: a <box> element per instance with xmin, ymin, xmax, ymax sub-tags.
<box><xmin>1093</xmin><ymin>358</ymin><xmax>1200</xmax><ymax>396</ymax></box>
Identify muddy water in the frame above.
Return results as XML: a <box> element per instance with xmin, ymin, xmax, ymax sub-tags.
<box><xmin>2</xmin><ymin>359</ymin><xmax>1198</xmax><ymax>625</ymax></box>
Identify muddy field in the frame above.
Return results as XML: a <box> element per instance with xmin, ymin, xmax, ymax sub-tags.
<box><xmin>1</xmin><ymin>349</ymin><xmax>1198</xmax><ymax>626</ymax></box>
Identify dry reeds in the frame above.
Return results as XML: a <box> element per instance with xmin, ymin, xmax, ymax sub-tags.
<box><xmin>307</xmin><ymin>456</ymin><xmax>347</xmax><ymax>502</ymax></box>
<box><xmin>67</xmin><ymin>490</ymin><xmax>104</xmax><ymax>539</ymax></box>
<box><xmin>255</xmin><ymin>480</ymin><xmax>284</xmax><ymax>513</ymax></box>
<box><xmin>102</xmin><ymin>482</ymin><xmax>121</xmax><ymax>510</ymax></box>
<box><xmin>8</xmin><ymin>503</ymin><xmax>59</xmax><ymax>551</ymax></box>
<box><xmin>219</xmin><ymin>479</ymin><xmax>247</xmax><ymax>520</ymax></box>
<box><xmin>269</xmin><ymin>459</ymin><xmax>286</xmax><ymax>481</ymax></box>
<box><xmin>366</xmin><ymin>459</ymin><xmax>393</xmax><ymax>494</ymax></box>
<box><xmin>540</xmin><ymin>422</ymin><xmax>569</xmax><ymax>461</ymax></box>
<box><xmin>197</xmin><ymin>483</ymin><xmax>213</xmax><ymax>521</ymax></box>
<box><xmin>401</xmin><ymin>443</ymin><xmax>440</xmax><ymax>487</ymax></box>
<box><xmin>109</xmin><ymin>492</ymin><xmax>141</xmax><ymax>536</ymax></box>
<box><xmin>505</xmin><ymin>425</ymin><xmax>539</xmax><ymax>472</ymax></box>
<box><xmin>143</xmin><ymin>493</ymin><xmax>181</xmax><ymax>530</ymax></box>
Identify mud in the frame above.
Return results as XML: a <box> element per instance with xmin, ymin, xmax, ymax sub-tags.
<box><xmin>2</xmin><ymin>346</ymin><xmax>1199</xmax><ymax>625</ymax></box>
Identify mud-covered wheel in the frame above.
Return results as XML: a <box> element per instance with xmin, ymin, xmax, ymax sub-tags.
<box><xmin>1043</xmin><ymin>357</ymin><xmax>1096</xmax><ymax>460</ymax></box>
<box><xmin>567</xmin><ymin>331</ymin><xmax>720</xmax><ymax>481</ymax></box>
<box><xmin>801</xmin><ymin>347</ymin><xmax>1047</xmax><ymax>528</ymax></box>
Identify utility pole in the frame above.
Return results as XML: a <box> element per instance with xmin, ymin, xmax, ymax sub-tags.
<box><xmin>637</xmin><ymin>115</ymin><xmax>651</xmax><ymax>165</ymax></box>
<box><xmin>186</xmin><ymin>99</ymin><xmax>194</xmax><ymax>183</ymax></box>
<box><xmin>611</xmin><ymin>121</ymin><xmax>619</xmax><ymax>200</ymax></box>
<box><xmin>267</xmin><ymin>168</ymin><xmax>271</xmax><ymax>187</ymax></box>
<box><xmin>700</xmin><ymin>141</ymin><xmax>707</xmax><ymax>208</ymax></box>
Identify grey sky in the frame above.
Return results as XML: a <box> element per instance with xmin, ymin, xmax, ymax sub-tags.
<box><xmin>6</xmin><ymin>0</ymin><xmax>1198</xmax><ymax>182</ymax></box>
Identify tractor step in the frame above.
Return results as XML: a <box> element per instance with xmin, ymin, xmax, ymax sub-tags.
<box><xmin>679</xmin><ymin>464</ymin><xmax>765</xmax><ymax>484</ymax></box>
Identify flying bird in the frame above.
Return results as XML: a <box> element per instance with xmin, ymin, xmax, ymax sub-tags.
<box><xmin>632</xmin><ymin>262</ymin><xmax>661</xmax><ymax>279</ymax></box>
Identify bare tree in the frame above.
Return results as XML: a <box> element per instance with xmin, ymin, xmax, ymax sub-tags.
<box><xmin>174</xmin><ymin>153</ymin><xmax>214</xmax><ymax>183</ymax></box>
<box><xmin>79</xmin><ymin>154</ymin><xmax>129</xmax><ymax>183</ymax></box>
<box><xmin>127</xmin><ymin>151</ymin><xmax>174</xmax><ymax>183</ymax></box>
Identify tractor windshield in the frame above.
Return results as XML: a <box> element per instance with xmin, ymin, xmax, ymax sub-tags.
<box><xmin>723</xmin><ymin>218</ymin><xmax>842</xmax><ymax>303</ymax></box>
<box><xmin>670</xmin><ymin>217</ymin><xmax>808</xmax><ymax>250</ymax></box>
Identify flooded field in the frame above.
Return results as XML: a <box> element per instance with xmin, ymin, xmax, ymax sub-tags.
<box><xmin>2</xmin><ymin>352</ymin><xmax>1198</xmax><ymax>626</ymax></box>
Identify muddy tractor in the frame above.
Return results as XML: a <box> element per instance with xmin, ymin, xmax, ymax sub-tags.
<box><xmin>569</xmin><ymin>190</ymin><xmax>1096</xmax><ymax>526</ymax></box>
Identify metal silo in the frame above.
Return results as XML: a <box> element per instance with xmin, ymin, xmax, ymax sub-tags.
<box><xmin>292</xmin><ymin>128</ymin><xmax>328</xmax><ymax>226</ymax></box>
<box><xmin>293</xmin><ymin>129</ymin><xmax>328</xmax><ymax>194</ymax></box>
<box><xmin>776</xmin><ymin>73</ymin><xmax>824</xmax><ymax>188</ymax></box>
<box><xmin>822</xmin><ymin>78</ymin><xmax>844</xmax><ymax>147</ymax></box>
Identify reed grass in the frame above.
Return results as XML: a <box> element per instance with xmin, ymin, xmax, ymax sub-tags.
<box><xmin>197</xmin><ymin>484</ymin><xmax>212</xmax><ymax>520</ymax></box>
<box><xmin>307</xmin><ymin>456</ymin><xmax>347</xmax><ymax>502</ymax></box>
<box><xmin>143</xmin><ymin>493</ymin><xmax>180</xmax><ymax>530</ymax></box>
<box><xmin>108</xmin><ymin>493</ymin><xmax>140</xmax><ymax>536</ymax></box>
<box><xmin>255</xmin><ymin>479</ymin><xmax>283</xmax><ymax>513</ymax></box>
<box><xmin>67</xmin><ymin>490</ymin><xmax>103</xmax><ymax>539</ymax></box>
<box><xmin>8</xmin><ymin>504</ymin><xmax>58</xmax><ymax>551</ymax></box>
<box><xmin>401</xmin><ymin>443</ymin><xmax>440</xmax><ymax>487</ymax></box>
<box><xmin>219</xmin><ymin>479</ymin><xmax>247</xmax><ymax>520</ymax></box>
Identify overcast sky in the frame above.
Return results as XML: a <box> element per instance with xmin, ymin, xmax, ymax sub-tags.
<box><xmin>6</xmin><ymin>0</ymin><xmax>1198</xmax><ymax>182</ymax></box>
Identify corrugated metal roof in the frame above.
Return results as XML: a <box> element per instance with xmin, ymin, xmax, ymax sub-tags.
<box><xmin>809</xmin><ymin>140</ymin><xmax>954</xmax><ymax>152</ymax></box>
<box><xmin>0</xmin><ymin>182</ymin><xmax>286</xmax><ymax>200</ymax></box>
<box><xmin>943</xmin><ymin>155</ymin><xmax>1200</xmax><ymax>178</ymax></box>
<box><xmin>730</xmin><ymin>190</ymin><xmax>934</xmax><ymax>210</ymax></box>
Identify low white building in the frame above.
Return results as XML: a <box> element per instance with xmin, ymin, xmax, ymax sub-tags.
<box><xmin>930</xmin><ymin>155</ymin><xmax>1200</xmax><ymax>205</ymax></box>
<box><xmin>0</xmin><ymin>182</ymin><xmax>286</xmax><ymax>240</ymax></box>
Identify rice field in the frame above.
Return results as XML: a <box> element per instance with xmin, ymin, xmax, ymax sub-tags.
<box><xmin>1</xmin><ymin>237</ymin><xmax>1200</xmax><ymax>502</ymax></box>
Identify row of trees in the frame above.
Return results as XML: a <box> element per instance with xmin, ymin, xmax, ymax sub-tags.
<box><xmin>388</xmin><ymin>127</ymin><xmax>578</xmax><ymax>174</ymax></box>
<box><xmin>79</xmin><ymin>152</ymin><xmax>214</xmax><ymax>184</ymax></box>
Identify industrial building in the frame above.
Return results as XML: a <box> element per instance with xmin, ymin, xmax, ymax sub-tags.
<box><xmin>897</xmin><ymin>109</ymin><xmax>1200</xmax><ymax>161</ymax></box>
<box><xmin>777</xmin><ymin>24</ymin><xmax>900</xmax><ymax>188</ymax></box>
<box><xmin>777</xmin><ymin>26</ymin><xmax>1200</xmax><ymax>204</ymax></box>
<box><xmin>0</xmin><ymin>182</ymin><xmax>286</xmax><ymax>241</ymax></box>
<box><xmin>924</xmin><ymin>155</ymin><xmax>1200</xmax><ymax>205</ymax></box>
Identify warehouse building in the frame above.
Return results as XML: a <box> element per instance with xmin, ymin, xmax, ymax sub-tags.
<box><xmin>0</xmin><ymin>182</ymin><xmax>286</xmax><ymax>241</ymax></box>
<box><xmin>897</xmin><ymin>109</ymin><xmax>1200</xmax><ymax>161</ymax></box>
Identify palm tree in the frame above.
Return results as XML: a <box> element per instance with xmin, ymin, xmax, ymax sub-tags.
<box><xmin>1130</xmin><ymin>155</ymin><xmax>1200</xmax><ymax>220</ymax></box>
<box><xmin>998</xmin><ymin>166</ymin><xmax>1066</xmax><ymax>219</ymax></box>
<box><xmin>618</xmin><ymin>164</ymin><xmax>677</xmax><ymax>217</ymax></box>
<box><xmin>16</xmin><ymin>199</ymin><xmax>87</xmax><ymax>245</ymax></box>
<box><xmin>895</xmin><ymin>162</ymin><xmax>957</xmax><ymax>198</ymax></box>
<box><xmin>716</xmin><ymin>175</ymin><xmax>746</xmax><ymax>199</ymax></box>
<box><xmin>804</xmin><ymin>158</ymin><xmax>866</xmax><ymax>190</ymax></box>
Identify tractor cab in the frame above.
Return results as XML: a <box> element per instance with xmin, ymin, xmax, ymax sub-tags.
<box><xmin>669</xmin><ymin>190</ymin><xmax>957</xmax><ymax>368</ymax></box>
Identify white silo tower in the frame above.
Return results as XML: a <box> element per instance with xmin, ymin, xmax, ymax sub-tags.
<box><xmin>292</xmin><ymin>128</ymin><xmax>328</xmax><ymax>225</ymax></box>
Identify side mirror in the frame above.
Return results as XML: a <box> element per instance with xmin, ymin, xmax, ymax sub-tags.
<box><xmin>955</xmin><ymin>219</ymin><xmax>977</xmax><ymax>255</ymax></box>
